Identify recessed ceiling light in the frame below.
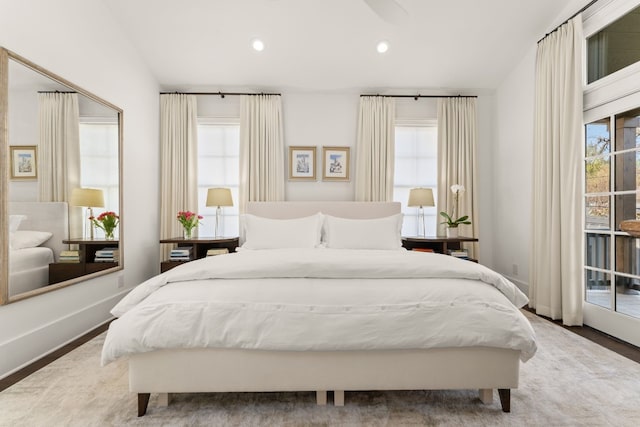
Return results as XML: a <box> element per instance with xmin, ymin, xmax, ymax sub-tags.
<box><xmin>377</xmin><ymin>41</ymin><xmax>389</xmax><ymax>54</ymax></box>
<box><xmin>252</xmin><ymin>39</ymin><xmax>265</xmax><ymax>52</ymax></box>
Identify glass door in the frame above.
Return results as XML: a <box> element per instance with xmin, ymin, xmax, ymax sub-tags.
<box><xmin>584</xmin><ymin>108</ymin><xmax>640</xmax><ymax>346</ymax></box>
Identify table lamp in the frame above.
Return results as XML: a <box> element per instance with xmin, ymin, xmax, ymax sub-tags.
<box><xmin>408</xmin><ymin>187</ymin><xmax>434</xmax><ymax>237</ymax></box>
<box><xmin>71</xmin><ymin>188</ymin><xmax>105</xmax><ymax>240</ymax></box>
<box><xmin>206</xmin><ymin>188</ymin><xmax>234</xmax><ymax>238</ymax></box>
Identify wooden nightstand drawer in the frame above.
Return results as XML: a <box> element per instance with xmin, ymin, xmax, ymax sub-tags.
<box><xmin>161</xmin><ymin>261</ymin><xmax>190</xmax><ymax>273</ymax></box>
<box><xmin>402</xmin><ymin>236</ymin><xmax>478</xmax><ymax>262</ymax></box>
<box><xmin>49</xmin><ymin>263</ymin><xmax>84</xmax><ymax>284</ymax></box>
<box><xmin>160</xmin><ymin>237</ymin><xmax>239</xmax><ymax>273</ymax></box>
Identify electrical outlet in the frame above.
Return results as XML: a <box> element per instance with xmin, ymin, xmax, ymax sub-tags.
<box><xmin>117</xmin><ymin>275</ymin><xmax>125</xmax><ymax>289</ymax></box>
<box><xmin>512</xmin><ymin>264</ymin><xmax>518</xmax><ymax>276</ymax></box>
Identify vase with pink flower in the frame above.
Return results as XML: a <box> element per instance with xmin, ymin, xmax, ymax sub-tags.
<box><xmin>90</xmin><ymin>211</ymin><xmax>119</xmax><ymax>240</ymax></box>
<box><xmin>177</xmin><ymin>211</ymin><xmax>203</xmax><ymax>239</ymax></box>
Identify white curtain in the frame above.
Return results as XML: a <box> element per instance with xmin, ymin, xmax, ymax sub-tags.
<box><xmin>160</xmin><ymin>94</ymin><xmax>198</xmax><ymax>251</ymax></box>
<box><xmin>239</xmin><ymin>95</ymin><xmax>285</xmax><ymax>213</ymax></box>
<box><xmin>355</xmin><ymin>96</ymin><xmax>395</xmax><ymax>201</ymax></box>
<box><xmin>38</xmin><ymin>92</ymin><xmax>82</xmax><ymax>237</ymax></box>
<box><xmin>437</xmin><ymin>97</ymin><xmax>478</xmax><ymax>255</ymax></box>
<box><xmin>530</xmin><ymin>16</ymin><xmax>583</xmax><ymax>326</ymax></box>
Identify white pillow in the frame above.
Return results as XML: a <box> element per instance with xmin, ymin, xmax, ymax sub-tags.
<box><xmin>9</xmin><ymin>214</ymin><xmax>27</xmax><ymax>232</ymax></box>
<box><xmin>242</xmin><ymin>213</ymin><xmax>323</xmax><ymax>250</ymax></box>
<box><xmin>10</xmin><ymin>230</ymin><xmax>53</xmax><ymax>250</ymax></box>
<box><xmin>324</xmin><ymin>214</ymin><xmax>403</xmax><ymax>250</ymax></box>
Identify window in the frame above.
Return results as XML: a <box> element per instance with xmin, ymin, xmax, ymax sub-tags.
<box><xmin>587</xmin><ymin>4</ymin><xmax>640</xmax><ymax>84</ymax></box>
<box><xmin>196</xmin><ymin>119</ymin><xmax>240</xmax><ymax>237</ymax></box>
<box><xmin>79</xmin><ymin>118</ymin><xmax>119</xmax><ymax>217</ymax></box>
<box><xmin>584</xmin><ymin>108</ymin><xmax>640</xmax><ymax>317</ymax></box>
<box><xmin>393</xmin><ymin>122</ymin><xmax>438</xmax><ymax>236</ymax></box>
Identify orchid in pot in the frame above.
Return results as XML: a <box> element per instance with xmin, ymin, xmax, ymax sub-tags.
<box><xmin>90</xmin><ymin>211</ymin><xmax>119</xmax><ymax>240</ymax></box>
<box><xmin>177</xmin><ymin>211</ymin><xmax>203</xmax><ymax>239</ymax></box>
<box><xmin>439</xmin><ymin>184</ymin><xmax>471</xmax><ymax>237</ymax></box>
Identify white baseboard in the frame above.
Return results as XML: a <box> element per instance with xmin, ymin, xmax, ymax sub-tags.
<box><xmin>0</xmin><ymin>290</ymin><xmax>127</xmax><ymax>380</ymax></box>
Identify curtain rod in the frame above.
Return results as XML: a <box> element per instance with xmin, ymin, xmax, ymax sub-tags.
<box><xmin>38</xmin><ymin>90</ymin><xmax>77</xmax><ymax>93</ymax></box>
<box><xmin>537</xmin><ymin>0</ymin><xmax>599</xmax><ymax>44</ymax></box>
<box><xmin>360</xmin><ymin>94</ymin><xmax>477</xmax><ymax>99</ymax></box>
<box><xmin>160</xmin><ymin>91</ymin><xmax>281</xmax><ymax>98</ymax></box>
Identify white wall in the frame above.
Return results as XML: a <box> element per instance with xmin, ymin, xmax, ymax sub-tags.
<box><xmin>0</xmin><ymin>0</ymin><xmax>160</xmax><ymax>378</ymax></box>
<box><xmin>7</xmin><ymin>85</ymin><xmax>39</xmax><ymax>201</ymax></box>
<box><xmin>492</xmin><ymin>48</ymin><xmax>537</xmax><ymax>293</ymax></box>
<box><xmin>284</xmin><ymin>92</ymin><xmax>359</xmax><ymax>200</ymax></box>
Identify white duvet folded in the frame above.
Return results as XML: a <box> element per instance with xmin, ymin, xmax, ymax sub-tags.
<box><xmin>102</xmin><ymin>249</ymin><xmax>537</xmax><ymax>365</ymax></box>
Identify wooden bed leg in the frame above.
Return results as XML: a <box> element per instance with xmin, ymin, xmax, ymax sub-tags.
<box><xmin>316</xmin><ymin>390</ymin><xmax>327</xmax><ymax>405</ymax></box>
<box><xmin>479</xmin><ymin>388</ymin><xmax>493</xmax><ymax>404</ymax></box>
<box><xmin>334</xmin><ymin>390</ymin><xmax>344</xmax><ymax>406</ymax></box>
<box><xmin>498</xmin><ymin>389</ymin><xmax>511</xmax><ymax>413</ymax></box>
<box><xmin>158</xmin><ymin>393</ymin><xmax>171</xmax><ymax>407</ymax></box>
<box><xmin>137</xmin><ymin>393</ymin><xmax>150</xmax><ymax>417</ymax></box>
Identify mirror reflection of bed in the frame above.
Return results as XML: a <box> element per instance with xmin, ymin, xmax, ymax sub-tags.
<box><xmin>2</xmin><ymin>47</ymin><xmax>123</xmax><ymax>304</ymax></box>
<box><xmin>8</xmin><ymin>202</ymin><xmax>68</xmax><ymax>297</ymax></box>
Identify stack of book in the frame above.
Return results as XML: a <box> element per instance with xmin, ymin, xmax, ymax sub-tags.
<box><xmin>448</xmin><ymin>249</ymin><xmax>470</xmax><ymax>260</ymax></box>
<box><xmin>170</xmin><ymin>246</ymin><xmax>193</xmax><ymax>261</ymax></box>
<box><xmin>95</xmin><ymin>248</ymin><xmax>118</xmax><ymax>263</ymax></box>
<box><xmin>59</xmin><ymin>250</ymin><xmax>80</xmax><ymax>263</ymax></box>
<box><xmin>206</xmin><ymin>248</ymin><xmax>229</xmax><ymax>257</ymax></box>
<box><xmin>412</xmin><ymin>248</ymin><xmax>434</xmax><ymax>253</ymax></box>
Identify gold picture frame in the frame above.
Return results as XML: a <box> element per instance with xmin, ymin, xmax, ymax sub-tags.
<box><xmin>288</xmin><ymin>146</ymin><xmax>316</xmax><ymax>181</ymax></box>
<box><xmin>322</xmin><ymin>146</ymin><xmax>350</xmax><ymax>181</ymax></box>
<box><xmin>9</xmin><ymin>146</ymin><xmax>37</xmax><ymax>180</ymax></box>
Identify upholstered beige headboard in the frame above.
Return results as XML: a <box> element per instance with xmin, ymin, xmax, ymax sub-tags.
<box><xmin>246</xmin><ymin>201</ymin><xmax>401</xmax><ymax>219</ymax></box>
<box><xmin>242</xmin><ymin>201</ymin><xmax>401</xmax><ymax>243</ymax></box>
<box><xmin>9</xmin><ymin>202</ymin><xmax>69</xmax><ymax>262</ymax></box>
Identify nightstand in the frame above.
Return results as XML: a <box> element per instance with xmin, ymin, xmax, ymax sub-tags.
<box><xmin>49</xmin><ymin>238</ymin><xmax>119</xmax><ymax>284</ymax></box>
<box><xmin>160</xmin><ymin>236</ymin><xmax>239</xmax><ymax>272</ymax></box>
<box><xmin>402</xmin><ymin>236</ymin><xmax>478</xmax><ymax>262</ymax></box>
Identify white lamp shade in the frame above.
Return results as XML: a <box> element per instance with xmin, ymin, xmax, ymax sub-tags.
<box><xmin>206</xmin><ymin>188</ymin><xmax>234</xmax><ymax>207</ymax></box>
<box><xmin>407</xmin><ymin>188</ymin><xmax>434</xmax><ymax>207</ymax></box>
<box><xmin>70</xmin><ymin>188</ymin><xmax>105</xmax><ymax>208</ymax></box>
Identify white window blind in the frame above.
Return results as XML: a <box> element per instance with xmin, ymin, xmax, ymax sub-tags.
<box><xmin>197</xmin><ymin>119</ymin><xmax>240</xmax><ymax>237</ymax></box>
<box><xmin>393</xmin><ymin>121</ymin><xmax>438</xmax><ymax>236</ymax></box>
<box><xmin>79</xmin><ymin>119</ymin><xmax>119</xmax><ymax>230</ymax></box>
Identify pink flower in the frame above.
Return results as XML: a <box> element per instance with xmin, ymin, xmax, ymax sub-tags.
<box><xmin>177</xmin><ymin>211</ymin><xmax>203</xmax><ymax>231</ymax></box>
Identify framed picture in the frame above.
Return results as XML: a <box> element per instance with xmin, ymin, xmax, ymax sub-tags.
<box><xmin>322</xmin><ymin>146</ymin><xmax>350</xmax><ymax>181</ymax></box>
<box><xmin>288</xmin><ymin>146</ymin><xmax>316</xmax><ymax>181</ymax></box>
<box><xmin>10</xmin><ymin>146</ymin><xmax>38</xmax><ymax>180</ymax></box>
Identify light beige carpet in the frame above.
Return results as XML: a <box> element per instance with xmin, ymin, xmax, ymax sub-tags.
<box><xmin>1</xmin><ymin>311</ymin><xmax>639</xmax><ymax>426</ymax></box>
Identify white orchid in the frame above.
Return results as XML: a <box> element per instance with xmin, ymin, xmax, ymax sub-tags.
<box><xmin>440</xmin><ymin>183</ymin><xmax>471</xmax><ymax>228</ymax></box>
<box><xmin>451</xmin><ymin>184</ymin><xmax>465</xmax><ymax>194</ymax></box>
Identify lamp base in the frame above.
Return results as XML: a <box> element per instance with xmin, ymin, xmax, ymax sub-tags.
<box><xmin>417</xmin><ymin>206</ymin><xmax>426</xmax><ymax>237</ymax></box>
<box><xmin>215</xmin><ymin>206</ymin><xmax>222</xmax><ymax>238</ymax></box>
<box><xmin>85</xmin><ymin>207</ymin><xmax>95</xmax><ymax>240</ymax></box>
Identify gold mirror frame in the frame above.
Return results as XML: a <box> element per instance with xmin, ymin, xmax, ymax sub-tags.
<box><xmin>0</xmin><ymin>47</ymin><xmax>123</xmax><ymax>304</ymax></box>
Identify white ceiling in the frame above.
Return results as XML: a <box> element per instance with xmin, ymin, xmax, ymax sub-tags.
<box><xmin>105</xmin><ymin>0</ymin><xmax>582</xmax><ymax>94</ymax></box>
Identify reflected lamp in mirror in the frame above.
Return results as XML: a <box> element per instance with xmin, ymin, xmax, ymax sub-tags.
<box><xmin>71</xmin><ymin>188</ymin><xmax>104</xmax><ymax>240</ymax></box>
<box><xmin>408</xmin><ymin>187</ymin><xmax>434</xmax><ymax>237</ymax></box>
<box><xmin>206</xmin><ymin>188</ymin><xmax>234</xmax><ymax>238</ymax></box>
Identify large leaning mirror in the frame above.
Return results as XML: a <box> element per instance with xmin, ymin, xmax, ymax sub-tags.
<box><xmin>0</xmin><ymin>47</ymin><xmax>123</xmax><ymax>304</ymax></box>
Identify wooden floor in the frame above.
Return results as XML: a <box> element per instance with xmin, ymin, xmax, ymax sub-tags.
<box><xmin>0</xmin><ymin>321</ymin><xmax>111</xmax><ymax>392</ymax></box>
<box><xmin>1</xmin><ymin>314</ymin><xmax>638</xmax><ymax>392</ymax></box>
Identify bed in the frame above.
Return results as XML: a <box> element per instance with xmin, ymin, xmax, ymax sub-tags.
<box><xmin>8</xmin><ymin>202</ymin><xmax>68</xmax><ymax>296</ymax></box>
<box><xmin>101</xmin><ymin>201</ymin><xmax>536</xmax><ymax>416</ymax></box>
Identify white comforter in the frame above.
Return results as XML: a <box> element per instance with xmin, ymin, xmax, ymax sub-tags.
<box><xmin>102</xmin><ymin>249</ymin><xmax>537</xmax><ymax>365</ymax></box>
